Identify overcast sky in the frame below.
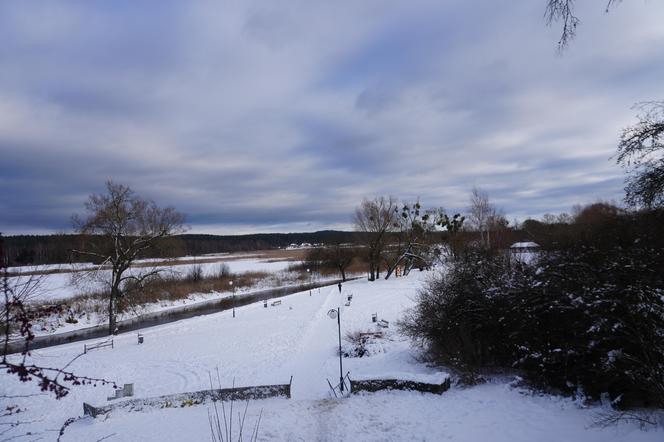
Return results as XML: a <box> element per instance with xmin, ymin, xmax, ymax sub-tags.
<box><xmin>1</xmin><ymin>0</ymin><xmax>664</xmax><ymax>235</ymax></box>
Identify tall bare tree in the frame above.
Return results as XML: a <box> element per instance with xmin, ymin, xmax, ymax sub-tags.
<box><xmin>324</xmin><ymin>243</ymin><xmax>356</xmax><ymax>282</ymax></box>
<box><xmin>72</xmin><ymin>181</ymin><xmax>185</xmax><ymax>335</ymax></box>
<box><xmin>305</xmin><ymin>244</ymin><xmax>356</xmax><ymax>281</ymax></box>
<box><xmin>468</xmin><ymin>187</ymin><xmax>496</xmax><ymax>249</ymax></box>
<box><xmin>353</xmin><ymin>196</ymin><xmax>397</xmax><ymax>281</ymax></box>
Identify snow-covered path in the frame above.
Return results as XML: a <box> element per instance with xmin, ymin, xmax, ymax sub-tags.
<box><xmin>287</xmin><ymin>284</ymin><xmax>345</xmax><ymax>399</ymax></box>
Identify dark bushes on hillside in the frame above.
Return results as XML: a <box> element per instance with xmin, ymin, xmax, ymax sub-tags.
<box><xmin>400</xmin><ymin>209</ymin><xmax>664</xmax><ymax>409</ymax></box>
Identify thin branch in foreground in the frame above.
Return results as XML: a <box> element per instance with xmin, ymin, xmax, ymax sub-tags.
<box><xmin>591</xmin><ymin>410</ymin><xmax>661</xmax><ymax>430</ymax></box>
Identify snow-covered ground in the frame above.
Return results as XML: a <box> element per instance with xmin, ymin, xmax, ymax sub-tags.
<box><xmin>1</xmin><ymin>271</ymin><xmax>660</xmax><ymax>441</ymax></box>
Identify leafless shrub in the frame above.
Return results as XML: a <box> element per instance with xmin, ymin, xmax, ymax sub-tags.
<box><xmin>186</xmin><ymin>265</ymin><xmax>204</xmax><ymax>283</ymax></box>
<box><xmin>215</xmin><ymin>263</ymin><xmax>231</xmax><ymax>279</ymax></box>
<box><xmin>342</xmin><ymin>330</ymin><xmax>385</xmax><ymax>358</ymax></box>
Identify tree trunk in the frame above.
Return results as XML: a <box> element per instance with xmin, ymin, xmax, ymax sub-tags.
<box><xmin>385</xmin><ymin>245</ymin><xmax>412</xmax><ymax>280</ymax></box>
<box><xmin>109</xmin><ymin>269</ymin><xmax>121</xmax><ymax>335</ymax></box>
<box><xmin>108</xmin><ymin>288</ymin><xmax>117</xmax><ymax>336</ymax></box>
<box><xmin>404</xmin><ymin>258</ymin><xmax>413</xmax><ymax>276</ymax></box>
<box><xmin>340</xmin><ymin>267</ymin><xmax>346</xmax><ymax>282</ymax></box>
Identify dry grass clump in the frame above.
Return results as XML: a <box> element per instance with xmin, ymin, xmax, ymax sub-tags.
<box><xmin>122</xmin><ymin>270</ymin><xmax>271</xmax><ymax>308</ymax></box>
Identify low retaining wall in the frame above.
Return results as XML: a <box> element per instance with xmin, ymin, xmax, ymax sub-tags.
<box><xmin>350</xmin><ymin>377</ymin><xmax>451</xmax><ymax>395</ymax></box>
<box><xmin>84</xmin><ymin>380</ymin><xmax>292</xmax><ymax>418</ymax></box>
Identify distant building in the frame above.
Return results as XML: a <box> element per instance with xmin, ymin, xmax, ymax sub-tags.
<box><xmin>510</xmin><ymin>242</ymin><xmax>540</xmax><ymax>253</ymax></box>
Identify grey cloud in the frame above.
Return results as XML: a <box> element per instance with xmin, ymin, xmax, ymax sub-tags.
<box><xmin>2</xmin><ymin>0</ymin><xmax>664</xmax><ymax>234</ymax></box>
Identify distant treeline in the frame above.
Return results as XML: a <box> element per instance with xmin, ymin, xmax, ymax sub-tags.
<box><xmin>3</xmin><ymin>231</ymin><xmax>363</xmax><ymax>266</ymax></box>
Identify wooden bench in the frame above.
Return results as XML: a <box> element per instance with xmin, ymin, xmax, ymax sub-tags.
<box><xmin>84</xmin><ymin>338</ymin><xmax>113</xmax><ymax>354</ymax></box>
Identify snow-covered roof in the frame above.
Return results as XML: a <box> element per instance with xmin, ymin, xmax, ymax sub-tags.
<box><xmin>510</xmin><ymin>242</ymin><xmax>540</xmax><ymax>249</ymax></box>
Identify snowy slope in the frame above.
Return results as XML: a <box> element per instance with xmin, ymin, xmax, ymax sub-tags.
<box><xmin>1</xmin><ymin>270</ymin><xmax>660</xmax><ymax>441</ymax></box>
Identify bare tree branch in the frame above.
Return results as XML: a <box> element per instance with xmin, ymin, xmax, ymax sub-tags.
<box><xmin>616</xmin><ymin>101</ymin><xmax>664</xmax><ymax>208</ymax></box>
<box><xmin>545</xmin><ymin>0</ymin><xmax>623</xmax><ymax>51</ymax></box>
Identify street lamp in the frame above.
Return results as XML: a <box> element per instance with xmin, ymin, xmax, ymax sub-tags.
<box><xmin>327</xmin><ymin>307</ymin><xmax>344</xmax><ymax>393</ymax></box>
<box><xmin>307</xmin><ymin>268</ymin><xmax>312</xmax><ymax>295</ymax></box>
<box><xmin>229</xmin><ymin>280</ymin><xmax>235</xmax><ymax>318</ymax></box>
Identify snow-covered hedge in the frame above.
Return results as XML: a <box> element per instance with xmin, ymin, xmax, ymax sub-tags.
<box><xmin>401</xmin><ymin>209</ymin><xmax>664</xmax><ymax>409</ymax></box>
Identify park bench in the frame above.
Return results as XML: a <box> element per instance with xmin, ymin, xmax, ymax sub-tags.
<box><xmin>359</xmin><ymin>331</ymin><xmax>384</xmax><ymax>340</ymax></box>
<box><xmin>84</xmin><ymin>338</ymin><xmax>113</xmax><ymax>354</ymax></box>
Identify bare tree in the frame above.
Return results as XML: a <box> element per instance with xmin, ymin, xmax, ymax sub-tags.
<box><xmin>486</xmin><ymin>211</ymin><xmax>514</xmax><ymax>250</ymax></box>
<box><xmin>616</xmin><ymin>101</ymin><xmax>664</xmax><ymax>208</ymax></box>
<box><xmin>72</xmin><ymin>181</ymin><xmax>185</xmax><ymax>335</ymax></box>
<box><xmin>468</xmin><ymin>187</ymin><xmax>496</xmax><ymax>249</ymax></box>
<box><xmin>353</xmin><ymin>196</ymin><xmax>397</xmax><ymax>281</ymax></box>
<box><xmin>304</xmin><ymin>244</ymin><xmax>356</xmax><ymax>281</ymax></box>
<box><xmin>384</xmin><ymin>201</ymin><xmax>443</xmax><ymax>280</ymax></box>
<box><xmin>324</xmin><ymin>244</ymin><xmax>356</xmax><ymax>282</ymax></box>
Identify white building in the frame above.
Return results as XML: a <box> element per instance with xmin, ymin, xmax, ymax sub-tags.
<box><xmin>510</xmin><ymin>242</ymin><xmax>540</xmax><ymax>264</ymax></box>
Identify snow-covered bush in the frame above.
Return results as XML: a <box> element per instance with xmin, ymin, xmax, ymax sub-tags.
<box><xmin>400</xmin><ymin>246</ymin><xmax>528</xmax><ymax>369</ymax></box>
<box><xmin>401</xmin><ymin>209</ymin><xmax>664</xmax><ymax>409</ymax></box>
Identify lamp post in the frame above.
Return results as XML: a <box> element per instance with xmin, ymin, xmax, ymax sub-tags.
<box><xmin>230</xmin><ymin>280</ymin><xmax>235</xmax><ymax>318</ymax></box>
<box><xmin>327</xmin><ymin>307</ymin><xmax>344</xmax><ymax>393</ymax></box>
<box><xmin>307</xmin><ymin>268</ymin><xmax>312</xmax><ymax>296</ymax></box>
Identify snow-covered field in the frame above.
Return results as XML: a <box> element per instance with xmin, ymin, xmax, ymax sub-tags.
<box><xmin>2</xmin><ymin>271</ymin><xmax>660</xmax><ymax>441</ymax></box>
<box><xmin>8</xmin><ymin>256</ymin><xmax>295</xmax><ymax>304</ymax></box>
<box><xmin>5</xmin><ymin>253</ymin><xmax>262</xmax><ymax>274</ymax></box>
